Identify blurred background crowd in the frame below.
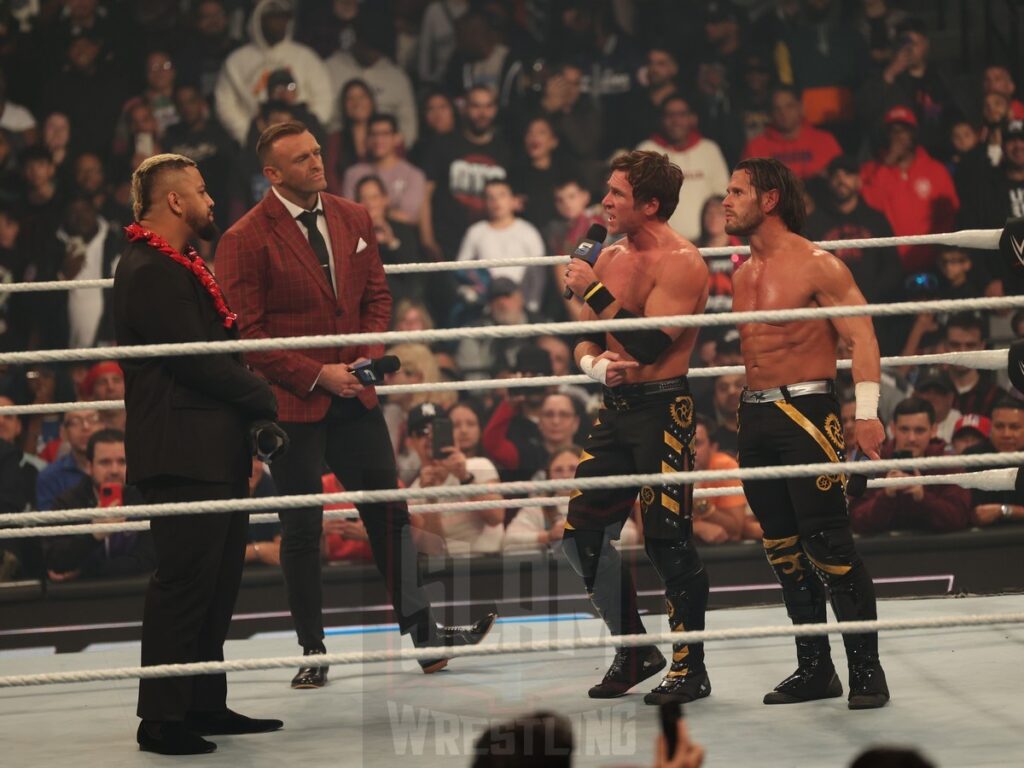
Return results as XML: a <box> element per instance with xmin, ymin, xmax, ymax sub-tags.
<box><xmin>1</xmin><ymin>0</ymin><xmax>1023</xmax><ymax>585</ymax></box>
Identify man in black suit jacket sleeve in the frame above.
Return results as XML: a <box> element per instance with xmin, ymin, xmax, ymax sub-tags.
<box><xmin>113</xmin><ymin>154</ymin><xmax>284</xmax><ymax>756</ymax></box>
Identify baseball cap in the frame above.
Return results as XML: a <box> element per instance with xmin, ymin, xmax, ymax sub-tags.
<box><xmin>952</xmin><ymin>413</ymin><xmax>992</xmax><ymax>439</ymax></box>
<box><xmin>706</xmin><ymin>0</ymin><xmax>741</xmax><ymax>23</ymax></box>
<box><xmin>827</xmin><ymin>155</ymin><xmax>860</xmax><ymax>175</ymax></box>
<box><xmin>884</xmin><ymin>105</ymin><xmax>918</xmax><ymax>128</ymax></box>
<box><xmin>914</xmin><ymin>370</ymin><xmax>955</xmax><ymax>395</ymax></box>
<box><xmin>515</xmin><ymin>345</ymin><xmax>553</xmax><ymax>376</ymax></box>
<box><xmin>488</xmin><ymin>277</ymin><xmax>520</xmax><ymax>301</ymax></box>
<box><xmin>1005</xmin><ymin>119</ymin><xmax>1024</xmax><ymax>142</ymax></box>
<box><xmin>266</xmin><ymin>68</ymin><xmax>297</xmax><ymax>93</ymax></box>
<box><xmin>262</xmin><ymin>0</ymin><xmax>293</xmax><ymax>14</ymax></box>
<box><xmin>79</xmin><ymin>361</ymin><xmax>123</xmax><ymax>399</ymax></box>
<box><xmin>406</xmin><ymin>402</ymin><xmax>441</xmax><ymax>435</ymax></box>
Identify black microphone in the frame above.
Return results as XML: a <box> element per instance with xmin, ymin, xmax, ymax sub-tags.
<box><xmin>562</xmin><ymin>223</ymin><xmax>608</xmax><ymax>299</ymax></box>
<box><xmin>350</xmin><ymin>355</ymin><xmax>401</xmax><ymax>385</ymax></box>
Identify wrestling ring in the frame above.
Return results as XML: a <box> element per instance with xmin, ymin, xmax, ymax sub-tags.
<box><xmin>2</xmin><ymin>226</ymin><xmax>1024</xmax><ymax>766</ymax></box>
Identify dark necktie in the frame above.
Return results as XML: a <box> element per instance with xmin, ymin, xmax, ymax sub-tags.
<box><xmin>296</xmin><ymin>209</ymin><xmax>333</xmax><ymax>292</ymax></box>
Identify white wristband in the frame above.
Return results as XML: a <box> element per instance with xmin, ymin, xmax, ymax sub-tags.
<box><xmin>580</xmin><ymin>354</ymin><xmax>610</xmax><ymax>385</ymax></box>
<box><xmin>855</xmin><ymin>381</ymin><xmax>880</xmax><ymax>420</ymax></box>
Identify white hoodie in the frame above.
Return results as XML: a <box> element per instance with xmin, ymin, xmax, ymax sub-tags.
<box><xmin>214</xmin><ymin>0</ymin><xmax>334</xmax><ymax>143</ymax></box>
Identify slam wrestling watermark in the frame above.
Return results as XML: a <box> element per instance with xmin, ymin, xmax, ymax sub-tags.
<box><xmin>386</xmin><ymin>701</ymin><xmax>638</xmax><ymax>757</ymax></box>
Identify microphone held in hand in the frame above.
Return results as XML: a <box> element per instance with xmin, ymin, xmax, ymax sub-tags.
<box><xmin>350</xmin><ymin>355</ymin><xmax>401</xmax><ymax>385</ymax></box>
<box><xmin>251</xmin><ymin>420</ymin><xmax>290</xmax><ymax>464</ymax></box>
<box><xmin>562</xmin><ymin>223</ymin><xmax>608</xmax><ymax>299</ymax></box>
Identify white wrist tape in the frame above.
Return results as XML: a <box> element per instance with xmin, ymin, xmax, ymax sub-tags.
<box><xmin>855</xmin><ymin>381</ymin><xmax>880</xmax><ymax>420</ymax></box>
<box><xmin>579</xmin><ymin>354</ymin><xmax>610</xmax><ymax>385</ymax></box>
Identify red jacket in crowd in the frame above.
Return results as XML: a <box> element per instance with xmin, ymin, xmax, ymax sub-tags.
<box><xmin>860</xmin><ymin>146</ymin><xmax>959</xmax><ymax>274</ymax></box>
<box><xmin>849</xmin><ymin>439</ymin><xmax>971</xmax><ymax>536</ymax></box>
<box><xmin>741</xmin><ymin>123</ymin><xmax>842</xmax><ymax>179</ymax></box>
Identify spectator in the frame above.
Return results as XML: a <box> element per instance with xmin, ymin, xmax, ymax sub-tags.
<box><xmin>942</xmin><ymin>313</ymin><xmax>1007</xmax><ymax>416</ymax></box>
<box><xmin>471</xmin><ymin>711</ymin><xmax>574</xmax><ymax>767</ymax></box>
<box><xmin>381</xmin><ymin>341</ymin><xmax>457</xmax><ymax>459</ymax></box>
<box><xmin>528</xmin><ymin>62</ymin><xmax>601</xmax><ymax>183</ymax></box>
<box><xmin>456</xmin><ymin>278</ymin><xmax>543</xmax><ymax>377</ymax></box>
<box><xmin>950</xmin><ymin>413</ymin><xmax>993</xmax><ymax>455</ymax></box>
<box><xmin>35</xmin><ymin>408</ymin><xmax>101</xmax><ymax>511</ymax></box>
<box><xmin>535</xmin><ymin>335</ymin><xmax>573</xmax><ymax>378</ymax></box>
<box><xmin>735</xmin><ymin>51</ymin><xmax>775</xmax><ymax>148</ymax></box>
<box><xmin>0</xmin><ymin>394</ymin><xmax>44</xmax><ymax>581</ymax></box>
<box><xmin>707</xmin><ymin>373</ymin><xmax>744</xmax><ymax>457</ymax></box>
<box><xmin>409</xmin><ymin>88</ymin><xmax>457</xmax><ymax>168</ymax></box>
<box><xmin>79</xmin><ymin>360</ymin><xmax>125</xmax><ymax>430</ymax></box>
<box><xmin>481</xmin><ymin>345</ymin><xmax>551</xmax><ymax>484</ymax></box>
<box><xmin>325</xmin><ymin>7</ymin><xmax>418</xmax><ymax>145</ymax></box>
<box><xmin>691</xmin><ymin>415</ymin><xmax>746</xmax><ymax>544</ymax></box>
<box><xmin>693</xmin><ymin>1</ymin><xmax>748</xmax><ymax>165</ymax></box>
<box><xmin>45</xmin><ymin>428</ymin><xmax>156</xmax><ymax>582</ymax></box>
<box><xmin>354</xmin><ymin>174</ymin><xmax>431</xmax><ymax>310</ymax></box>
<box><xmin>112</xmin><ymin>50</ymin><xmax>179</xmax><ymax>160</ymax></box>
<box><xmin>456</xmin><ymin>178</ymin><xmax>547</xmax><ymax>313</ymax></box>
<box><xmin>245</xmin><ymin>459</ymin><xmax>285</xmax><ymax>567</ymax></box>
<box><xmin>546</xmin><ymin>177</ymin><xmax>605</xmax><ymax>317</ymax></box>
<box><xmin>858</xmin><ymin>0</ymin><xmax>910</xmax><ymax>70</ymax></box>
<box><xmin>325</xmin><ymin>78</ymin><xmax>376</xmax><ymax>190</ymax></box>
<box><xmin>861</xmin><ymin>105</ymin><xmax>959</xmax><ymax>274</ymax></box>
<box><xmin>983</xmin><ymin>63</ymin><xmax>1024</xmax><ymax>120</ymax></box>
<box><xmin>970</xmin><ymin>399</ymin><xmax>1024</xmax><ymax>526</ymax></box>
<box><xmin>72</xmin><ymin>152</ymin><xmax>129</xmax><ymax>227</ymax></box>
<box><xmin>504</xmin><ymin>446</ymin><xmax>577</xmax><ymax>551</ymax></box>
<box><xmin>39</xmin><ymin>31</ymin><xmax>126</xmax><ymax>159</ymax></box>
<box><xmin>912</xmin><ymin>370</ymin><xmax>961</xmax><ymax>443</ymax></box>
<box><xmin>407</xmin><ymin>402</ymin><xmax>505</xmax><ymax>556</ymax></box>
<box><xmin>214</xmin><ymin>0</ymin><xmax>333</xmax><ymax>145</ymax></box>
<box><xmin>55</xmin><ymin>195</ymin><xmax>120</xmax><ymax>348</ymax></box>
<box><xmin>741</xmin><ymin>85</ymin><xmax>842</xmax><ymax>180</ymax></box>
<box><xmin>417</xmin><ymin>0</ymin><xmax>470</xmax><ymax>87</ymax></box>
<box><xmin>858</xmin><ymin>16</ymin><xmax>961</xmax><ymax>160</ymax></box>
<box><xmin>111</xmin><ymin>102</ymin><xmax>165</xmax><ymax>182</ymax></box>
<box><xmin>41</xmin><ymin>112</ymin><xmax>71</xmax><ymax>188</ymax></box>
<box><xmin>450</xmin><ymin>400</ymin><xmax>487</xmax><ymax>459</ymax></box>
<box><xmin>0</xmin><ymin>203</ymin><xmax>31</xmax><ymax>352</ymax></box>
<box><xmin>0</xmin><ymin>130</ymin><xmax>19</xmax><ymax>204</ymax></box>
<box><xmin>510</xmin><ymin>115</ymin><xmax>578</xmax><ymax>233</ymax></box>
<box><xmin>634</xmin><ymin>45</ymin><xmax>682</xmax><ymax>146</ymax></box>
<box><xmin>342</xmin><ymin>114</ymin><xmax>426</xmax><ymax>225</ymax></box>
<box><xmin>698</xmin><ymin>196</ymin><xmax>745</xmax><ymax>313</ymax></box>
<box><xmin>163</xmin><ymin>84</ymin><xmax>237</xmax><ymax>232</ymax></box>
<box><xmin>20</xmin><ymin>366</ymin><xmax>63</xmax><ymax>459</ymax></box>
<box><xmin>804</xmin><ymin>155</ymin><xmax>903</xmax><ymax>312</ymax></box>
<box><xmin>0</xmin><ymin>68</ymin><xmax>36</xmax><ymax>148</ymax></box>
<box><xmin>392</xmin><ymin>299</ymin><xmax>434</xmax><ymax>332</ymax></box>
<box><xmin>849</xmin><ymin>397</ymin><xmax>971</xmax><ymax>535</ymax></box>
<box><xmin>444</xmin><ymin>8</ymin><xmax>524</xmax><ymax>111</ymax></box>
<box><xmin>424</xmin><ymin>84</ymin><xmax>510</xmax><ymax>259</ymax></box>
<box><xmin>175</xmin><ymin>0</ymin><xmax>241</xmax><ymax>99</ymax></box>
<box><xmin>537</xmin><ymin>393</ymin><xmax>580</xmax><ymax>461</ymax></box>
<box><xmin>20</xmin><ymin>146</ymin><xmax>62</xmax><ymax>240</ymax></box>
<box><xmin>636</xmin><ymin>95</ymin><xmax>730</xmax><ymax>241</ymax></box>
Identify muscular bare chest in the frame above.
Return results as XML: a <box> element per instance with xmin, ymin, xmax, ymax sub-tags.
<box><xmin>596</xmin><ymin>251</ymin><xmax>657</xmax><ymax>313</ymax></box>
<box><xmin>732</xmin><ymin>258</ymin><xmax>816</xmax><ymax>314</ymax></box>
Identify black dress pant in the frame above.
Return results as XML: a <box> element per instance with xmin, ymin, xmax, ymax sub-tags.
<box><xmin>273</xmin><ymin>398</ymin><xmax>432</xmax><ymax>649</ymax></box>
<box><xmin>136</xmin><ymin>476</ymin><xmax>249</xmax><ymax>721</ymax></box>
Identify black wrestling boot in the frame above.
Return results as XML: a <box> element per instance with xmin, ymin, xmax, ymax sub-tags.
<box><xmin>291</xmin><ymin>647</ymin><xmax>328</xmax><ymax>689</ymax></box>
<box><xmin>644</xmin><ymin>586</ymin><xmax>712</xmax><ymax>705</ymax></box>
<box><xmin>762</xmin><ymin>536</ymin><xmax>842</xmax><ymax>704</ymax></box>
<box><xmin>842</xmin><ymin>621</ymin><xmax>889</xmax><ymax>709</ymax></box>
<box><xmin>414</xmin><ymin>610</ymin><xmax>499</xmax><ymax>674</ymax></box>
<box><xmin>137</xmin><ymin>721</ymin><xmax>216</xmax><ymax>755</ymax></box>
<box><xmin>589</xmin><ymin>645</ymin><xmax>666</xmax><ymax>698</ymax></box>
<box><xmin>185</xmin><ymin>708</ymin><xmax>284</xmax><ymax>735</ymax></box>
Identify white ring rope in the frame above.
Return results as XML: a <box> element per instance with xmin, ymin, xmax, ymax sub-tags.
<box><xmin>7</xmin><ymin>469</ymin><xmax>1016</xmax><ymax>540</ymax></box>
<box><xmin>4</xmin><ymin>452</ymin><xmax>1020</xmax><ymax>528</ymax></box>
<box><xmin>0</xmin><ymin>228</ymin><xmax>1004</xmax><ymax>294</ymax></box>
<box><xmin>0</xmin><ymin>349</ymin><xmax>1008</xmax><ymax>417</ymax></box>
<box><xmin>1</xmin><ymin>611</ymin><xmax>1021</xmax><ymax>688</ymax></box>
<box><xmin>1</xmin><ymin>295</ymin><xmax>1021</xmax><ymax>366</ymax></box>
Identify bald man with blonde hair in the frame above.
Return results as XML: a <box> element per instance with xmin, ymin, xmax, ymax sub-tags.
<box><xmin>114</xmin><ymin>153</ymin><xmax>286</xmax><ymax>755</ymax></box>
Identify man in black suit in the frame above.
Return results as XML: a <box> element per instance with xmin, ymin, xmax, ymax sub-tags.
<box><xmin>113</xmin><ymin>153</ymin><xmax>287</xmax><ymax>755</ymax></box>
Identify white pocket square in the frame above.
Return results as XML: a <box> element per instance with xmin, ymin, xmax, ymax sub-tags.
<box><xmin>356</xmin><ymin>237</ymin><xmax>368</xmax><ymax>253</ymax></box>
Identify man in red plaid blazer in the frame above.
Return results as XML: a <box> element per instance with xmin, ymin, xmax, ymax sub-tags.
<box><xmin>217</xmin><ymin>122</ymin><xmax>495</xmax><ymax>689</ymax></box>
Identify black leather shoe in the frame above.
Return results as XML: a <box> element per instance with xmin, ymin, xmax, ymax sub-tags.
<box><xmin>185</xmin><ymin>708</ymin><xmax>284</xmax><ymax>735</ymax></box>
<box><xmin>588</xmin><ymin>645</ymin><xmax>666</xmax><ymax>699</ymax></box>
<box><xmin>764</xmin><ymin>660</ymin><xmax>843</xmax><ymax>705</ymax></box>
<box><xmin>418</xmin><ymin>610</ymin><xmax>499</xmax><ymax>673</ymax></box>
<box><xmin>137</xmin><ymin>721</ymin><xmax>216</xmax><ymax>755</ymax></box>
<box><xmin>291</xmin><ymin>648</ymin><xmax>328</xmax><ymax>689</ymax></box>
<box><xmin>848</xmin><ymin>662</ymin><xmax>890</xmax><ymax>710</ymax></box>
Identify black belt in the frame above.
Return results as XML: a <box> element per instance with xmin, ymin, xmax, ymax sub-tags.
<box><xmin>603</xmin><ymin>376</ymin><xmax>689</xmax><ymax>410</ymax></box>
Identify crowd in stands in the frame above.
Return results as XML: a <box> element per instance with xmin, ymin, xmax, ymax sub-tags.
<box><xmin>0</xmin><ymin>0</ymin><xmax>1023</xmax><ymax>584</ymax></box>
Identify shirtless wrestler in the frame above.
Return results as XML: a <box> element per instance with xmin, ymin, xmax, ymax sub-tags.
<box><xmin>562</xmin><ymin>150</ymin><xmax>711</xmax><ymax>704</ymax></box>
<box><xmin>725</xmin><ymin>157</ymin><xmax>889</xmax><ymax>709</ymax></box>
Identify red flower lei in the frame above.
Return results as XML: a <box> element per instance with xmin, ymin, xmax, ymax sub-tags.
<box><xmin>124</xmin><ymin>223</ymin><xmax>237</xmax><ymax>329</ymax></box>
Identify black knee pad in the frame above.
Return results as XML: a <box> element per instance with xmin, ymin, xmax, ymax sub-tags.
<box><xmin>801</xmin><ymin>528</ymin><xmax>861</xmax><ymax>587</ymax></box>
<box><xmin>645</xmin><ymin>537</ymin><xmax>704</xmax><ymax>593</ymax></box>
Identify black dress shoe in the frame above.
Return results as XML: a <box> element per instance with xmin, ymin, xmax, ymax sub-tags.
<box><xmin>417</xmin><ymin>610</ymin><xmax>498</xmax><ymax>673</ymax></box>
<box><xmin>185</xmin><ymin>708</ymin><xmax>284</xmax><ymax>735</ymax></box>
<box><xmin>137</xmin><ymin>720</ymin><xmax>216</xmax><ymax>755</ymax></box>
<box><xmin>291</xmin><ymin>648</ymin><xmax>328</xmax><ymax>689</ymax></box>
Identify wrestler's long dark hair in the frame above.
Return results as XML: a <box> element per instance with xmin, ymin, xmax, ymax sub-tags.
<box><xmin>734</xmin><ymin>157</ymin><xmax>807</xmax><ymax>234</ymax></box>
